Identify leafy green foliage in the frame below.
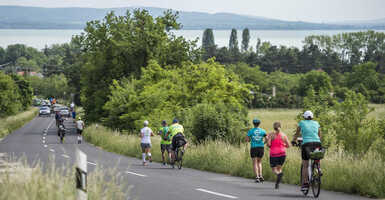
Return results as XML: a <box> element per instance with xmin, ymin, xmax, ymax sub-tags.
<box><xmin>298</xmin><ymin>70</ymin><xmax>332</xmax><ymax>96</ymax></box>
<box><xmin>241</xmin><ymin>28</ymin><xmax>250</xmax><ymax>52</ymax></box>
<box><xmin>202</xmin><ymin>28</ymin><xmax>216</xmax><ymax>60</ymax></box>
<box><xmin>10</xmin><ymin>74</ymin><xmax>33</xmax><ymax>110</ymax></box>
<box><xmin>0</xmin><ymin>72</ymin><xmax>22</xmax><ymax>117</ymax></box>
<box><xmin>79</xmin><ymin>9</ymin><xmax>199</xmax><ymax>122</ymax></box>
<box><xmin>103</xmin><ymin>60</ymin><xmax>251</xmax><ymax>137</ymax></box>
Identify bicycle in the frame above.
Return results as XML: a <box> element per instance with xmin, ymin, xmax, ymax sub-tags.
<box><xmin>173</xmin><ymin>146</ymin><xmax>184</xmax><ymax>169</ymax></box>
<box><xmin>58</xmin><ymin>125</ymin><xmax>66</xmax><ymax>144</ymax></box>
<box><xmin>294</xmin><ymin>138</ymin><xmax>325</xmax><ymax>198</ymax></box>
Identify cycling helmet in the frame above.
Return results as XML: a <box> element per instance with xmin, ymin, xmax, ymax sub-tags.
<box><xmin>172</xmin><ymin>118</ymin><xmax>179</xmax><ymax>124</ymax></box>
<box><xmin>161</xmin><ymin>120</ymin><xmax>167</xmax><ymax>125</ymax></box>
<box><xmin>252</xmin><ymin>118</ymin><xmax>261</xmax><ymax>124</ymax></box>
<box><xmin>144</xmin><ymin>120</ymin><xmax>149</xmax><ymax>126</ymax></box>
<box><xmin>78</xmin><ymin>117</ymin><xmax>81</xmax><ymax>120</ymax></box>
<box><xmin>303</xmin><ymin>111</ymin><xmax>314</xmax><ymax>119</ymax></box>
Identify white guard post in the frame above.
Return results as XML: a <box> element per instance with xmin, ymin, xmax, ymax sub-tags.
<box><xmin>76</xmin><ymin>149</ymin><xmax>87</xmax><ymax>200</ymax></box>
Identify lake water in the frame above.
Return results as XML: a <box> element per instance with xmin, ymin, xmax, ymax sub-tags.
<box><xmin>1</xmin><ymin>29</ymin><xmax>385</xmax><ymax>50</ymax></box>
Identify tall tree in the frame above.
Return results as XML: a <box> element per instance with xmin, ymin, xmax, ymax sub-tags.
<box><xmin>241</xmin><ymin>28</ymin><xmax>250</xmax><ymax>52</ymax></box>
<box><xmin>202</xmin><ymin>28</ymin><xmax>216</xmax><ymax>60</ymax></box>
<box><xmin>229</xmin><ymin>29</ymin><xmax>239</xmax><ymax>53</ymax></box>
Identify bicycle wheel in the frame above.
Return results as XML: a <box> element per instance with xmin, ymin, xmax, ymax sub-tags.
<box><xmin>178</xmin><ymin>148</ymin><xmax>183</xmax><ymax>170</ymax></box>
<box><xmin>311</xmin><ymin>161</ymin><xmax>321</xmax><ymax>198</ymax></box>
<box><xmin>300</xmin><ymin>163</ymin><xmax>309</xmax><ymax>196</ymax></box>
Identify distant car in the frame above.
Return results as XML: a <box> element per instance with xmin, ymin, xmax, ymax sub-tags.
<box><xmin>59</xmin><ymin>107</ymin><xmax>71</xmax><ymax>118</ymax></box>
<box><xmin>53</xmin><ymin>104</ymin><xmax>62</xmax><ymax>112</ymax></box>
<box><xmin>39</xmin><ymin>106</ymin><xmax>51</xmax><ymax>117</ymax></box>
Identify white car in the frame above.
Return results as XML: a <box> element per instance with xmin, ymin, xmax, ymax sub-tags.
<box><xmin>39</xmin><ymin>106</ymin><xmax>51</xmax><ymax>117</ymax></box>
<box><xmin>59</xmin><ymin>107</ymin><xmax>71</xmax><ymax>118</ymax></box>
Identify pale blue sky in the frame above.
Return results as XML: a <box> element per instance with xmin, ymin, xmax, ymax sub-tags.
<box><xmin>1</xmin><ymin>0</ymin><xmax>384</xmax><ymax>22</ymax></box>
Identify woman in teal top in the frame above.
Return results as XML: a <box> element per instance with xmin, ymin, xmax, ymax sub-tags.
<box><xmin>246</xmin><ymin>118</ymin><xmax>267</xmax><ymax>183</ymax></box>
<box><xmin>293</xmin><ymin>110</ymin><xmax>322</xmax><ymax>191</ymax></box>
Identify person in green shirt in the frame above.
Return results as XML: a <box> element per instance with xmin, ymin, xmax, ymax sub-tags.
<box><xmin>158</xmin><ymin>120</ymin><xmax>171</xmax><ymax>165</ymax></box>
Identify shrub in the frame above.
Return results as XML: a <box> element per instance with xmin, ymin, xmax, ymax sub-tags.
<box><xmin>182</xmin><ymin>103</ymin><xmax>247</xmax><ymax>143</ymax></box>
<box><xmin>0</xmin><ymin>72</ymin><xmax>22</xmax><ymax>117</ymax></box>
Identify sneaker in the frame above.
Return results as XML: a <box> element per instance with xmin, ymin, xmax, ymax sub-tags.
<box><xmin>275</xmin><ymin>183</ymin><xmax>279</xmax><ymax>189</ymax></box>
<box><xmin>259</xmin><ymin>176</ymin><xmax>265</xmax><ymax>182</ymax></box>
<box><xmin>275</xmin><ymin>173</ymin><xmax>283</xmax><ymax>189</ymax></box>
<box><xmin>301</xmin><ymin>183</ymin><xmax>309</xmax><ymax>191</ymax></box>
<box><xmin>162</xmin><ymin>162</ymin><xmax>166</xmax><ymax>166</ymax></box>
<box><xmin>142</xmin><ymin>162</ymin><xmax>147</xmax><ymax>166</ymax></box>
<box><xmin>255</xmin><ymin>177</ymin><xmax>260</xmax><ymax>183</ymax></box>
<box><xmin>149</xmin><ymin>157</ymin><xmax>152</xmax><ymax>163</ymax></box>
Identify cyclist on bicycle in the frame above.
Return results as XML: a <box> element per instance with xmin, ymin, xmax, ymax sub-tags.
<box><xmin>292</xmin><ymin>110</ymin><xmax>322</xmax><ymax>191</ymax></box>
<box><xmin>169</xmin><ymin>119</ymin><xmax>187</xmax><ymax>163</ymax></box>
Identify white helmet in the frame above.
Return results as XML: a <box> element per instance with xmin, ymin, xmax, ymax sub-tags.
<box><xmin>143</xmin><ymin>120</ymin><xmax>149</xmax><ymax>126</ymax></box>
<box><xmin>303</xmin><ymin>111</ymin><xmax>314</xmax><ymax>119</ymax></box>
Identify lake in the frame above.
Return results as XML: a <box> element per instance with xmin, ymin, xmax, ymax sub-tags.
<box><xmin>1</xmin><ymin>29</ymin><xmax>385</xmax><ymax>50</ymax></box>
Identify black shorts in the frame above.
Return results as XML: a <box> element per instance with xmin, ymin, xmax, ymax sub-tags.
<box><xmin>270</xmin><ymin>156</ymin><xmax>286</xmax><ymax>168</ymax></box>
<box><xmin>171</xmin><ymin>133</ymin><xmax>186</xmax><ymax>151</ymax></box>
<box><xmin>161</xmin><ymin>144</ymin><xmax>171</xmax><ymax>153</ymax></box>
<box><xmin>250</xmin><ymin>147</ymin><xmax>264</xmax><ymax>158</ymax></box>
<box><xmin>301</xmin><ymin>142</ymin><xmax>322</xmax><ymax>160</ymax></box>
<box><xmin>77</xmin><ymin>129</ymin><xmax>83</xmax><ymax>135</ymax></box>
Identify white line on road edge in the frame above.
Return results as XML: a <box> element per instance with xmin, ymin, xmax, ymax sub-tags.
<box><xmin>62</xmin><ymin>154</ymin><xmax>70</xmax><ymax>158</ymax></box>
<box><xmin>87</xmin><ymin>161</ymin><xmax>97</xmax><ymax>166</ymax></box>
<box><xmin>43</xmin><ymin>136</ymin><xmax>46</xmax><ymax>140</ymax></box>
<box><xmin>42</xmin><ymin>140</ymin><xmax>46</xmax><ymax>143</ymax></box>
<box><xmin>49</xmin><ymin>149</ymin><xmax>55</xmax><ymax>152</ymax></box>
<box><xmin>44</xmin><ymin>144</ymin><xmax>48</xmax><ymax>148</ymax></box>
<box><xmin>125</xmin><ymin>171</ymin><xmax>147</xmax><ymax>177</ymax></box>
<box><xmin>195</xmin><ymin>188</ymin><xmax>238</xmax><ymax>199</ymax></box>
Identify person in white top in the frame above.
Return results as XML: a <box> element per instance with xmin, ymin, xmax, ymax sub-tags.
<box><xmin>76</xmin><ymin>117</ymin><xmax>85</xmax><ymax>144</ymax></box>
<box><xmin>140</xmin><ymin>120</ymin><xmax>154</xmax><ymax>166</ymax></box>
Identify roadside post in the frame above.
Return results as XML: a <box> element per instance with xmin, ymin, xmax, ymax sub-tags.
<box><xmin>76</xmin><ymin>149</ymin><xmax>87</xmax><ymax>200</ymax></box>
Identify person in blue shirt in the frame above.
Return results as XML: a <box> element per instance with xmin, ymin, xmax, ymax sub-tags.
<box><xmin>246</xmin><ymin>118</ymin><xmax>267</xmax><ymax>183</ymax></box>
<box><xmin>293</xmin><ymin>110</ymin><xmax>322</xmax><ymax>191</ymax></box>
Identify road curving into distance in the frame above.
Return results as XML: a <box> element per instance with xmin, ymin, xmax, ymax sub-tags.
<box><xmin>0</xmin><ymin>115</ymin><xmax>371</xmax><ymax>200</ymax></box>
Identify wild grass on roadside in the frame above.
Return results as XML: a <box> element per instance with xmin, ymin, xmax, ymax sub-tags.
<box><xmin>84</xmin><ymin>124</ymin><xmax>385</xmax><ymax>198</ymax></box>
<box><xmin>0</xmin><ymin>159</ymin><xmax>128</xmax><ymax>200</ymax></box>
<box><xmin>0</xmin><ymin>107</ymin><xmax>38</xmax><ymax>138</ymax></box>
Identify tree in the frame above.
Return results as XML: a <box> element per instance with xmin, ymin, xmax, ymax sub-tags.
<box><xmin>0</xmin><ymin>47</ymin><xmax>5</xmax><ymax>64</ymax></box>
<box><xmin>298</xmin><ymin>70</ymin><xmax>332</xmax><ymax>96</ymax></box>
<box><xmin>10</xmin><ymin>74</ymin><xmax>33</xmax><ymax>110</ymax></box>
<box><xmin>5</xmin><ymin>44</ymin><xmax>27</xmax><ymax>65</ymax></box>
<box><xmin>241</xmin><ymin>28</ymin><xmax>250</xmax><ymax>52</ymax></box>
<box><xmin>0</xmin><ymin>72</ymin><xmax>22</xmax><ymax>117</ymax></box>
<box><xmin>202</xmin><ymin>28</ymin><xmax>216</xmax><ymax>60</ymax></box>
<box><xmin>80</xmin><ymin>9</ymin><xmax>199</xmax><ymax>122</ymax></box>
<box><xmin>229</xmin><ymin>29</ymin><xmax>239</xmax><ymax>53</ymax></box>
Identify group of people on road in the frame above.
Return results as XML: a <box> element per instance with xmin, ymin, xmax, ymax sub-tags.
<box><xmin>246</xmin><ymin>110</ymin><xmax>321</xmax><ymax>190</ymax></box>
<box><xmin>54</xmin><ymin>102</ymin><xmax>85</xmax><ymax>144</ymax></box>
<box><xmin>139</xmin><ymin>118</ymin><xmax>188</xmax><ymax>166</ymax></box>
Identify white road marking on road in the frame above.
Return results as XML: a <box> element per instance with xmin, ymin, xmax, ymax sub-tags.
<box><xmin>125</xmin><ymin>171</ymin><xmax>147</xmax><ymax>177</ymax></box>
<box><xmin>42</xmin><ymin>140</ymin><xmax>45</xmax><ymax>144</ymax></box>
<box><xmin>61</xmin><ymin>154</ymin><xmax>70</xmax><ymax>158</ymax></box>
<box><xmin>87</xmin><ymin>161</ymin><xmax>97</xmax><ymax>166</ymax></box>
<box><xmin>44</xmin><ymin>145</ymin><xmax>48</xmax><ymax>148</ymax></box>
<box><xmin>43</xmin><ymin>136</ymin><xmax>46</xmax><ymax>140</ymax></box>
<box><xmin>45</xmin><ymin>119</ymin><xmax>55</xmax><ymax>133</ymax></box>
<box><xmin>195</xmin><ymin>188</ymin><xmax>238</xmax><ymax>199</ymax></box>
<box><xmin>49</xmin><ymin>149</ymin><xmax>55</xmax><ymax>153</ymax></box>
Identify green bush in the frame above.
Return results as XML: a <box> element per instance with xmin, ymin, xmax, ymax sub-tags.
<box><xmin>0</xmin><ymin>72</ymin><xmax>22</xmax><ymax>117</ymax></box>
<box><xmin>182</xmin><ymin>103</ymin><xmax>247</xmax><ymax>143</ymax></box>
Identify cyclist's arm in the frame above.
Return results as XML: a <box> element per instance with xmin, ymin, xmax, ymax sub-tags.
<box><xmin>266</xmin><ymin>133</ymin><xmax>272</xmax><ymax>147</ymax></box>
<box><xmin>293</xmin><ymin>126</ymin><xmax>301</xmax><ymax>142</ymax></box>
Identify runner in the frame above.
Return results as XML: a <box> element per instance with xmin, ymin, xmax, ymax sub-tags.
<box><xmin>140</xmin><ymin>120</ymin><xmax>154</xmax><ymax>166</ymax></box>
<box><xmin>246</xmin><ymin>118</ymin><xmax>267</xmax><ymax>183</ymax></box>
<box><xmin>267</xmin><ymin>122</ymin><xmax>290</xmax><ymax>189</ymax></box>
<box><xmin>76</xmin><ymin>117</ymin><xmax>85</xmax><ymax>144</ymax></box>
<box><xmin>158</xmin><ymin>120</ymin><xmax>171</xmax><ymax>165</ymax></box>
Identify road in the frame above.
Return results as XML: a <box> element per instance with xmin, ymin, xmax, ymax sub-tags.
<box><xmin>0</xmin><ymin>115</ymin><xmax>370</xmax><ymax>200</ymax></box>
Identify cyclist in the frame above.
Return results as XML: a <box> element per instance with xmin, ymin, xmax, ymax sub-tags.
<box><xmin>55</xmin><ymin>111</ymin><xmax>61</xmax><ymax>127</ymax></box>
<box><xmin>76</xmin><ymin>117</ymin><xmax>85</xmax><ymax>144</ymax></box>
<box><xmin>292</xmin><ymin>110</ymin><xmax>322</xmax><ymax>191</ymax></box>
<box><xmin>140</xmin><ymin>120</ymin><xmax>154</xmax><ymax>166</ymax></box>
<box><xmin>58</xmin><ymin>123</ymin><xmax>66</xmax><ymax>143</ymax></box>
<box><xmin>267</xmin><ymin>122</ymin><xmax>290</xmax><ymax>189</ymax></box>
<box><xmin>158</xmin><ymin>120</ymin><xmax>171</xmax><ymax>166</ymax></box>
<box><xmin>169</xmin><ymin>119</ymin><xmax>187</xmax><ymax>163</ymax></box>
<box><xmin>246</xmin><ymin>118</ymin><xmax>267</xmax><ymax>183</ymax></box>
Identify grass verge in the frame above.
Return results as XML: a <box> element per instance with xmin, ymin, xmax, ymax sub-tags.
<box><xmin>0</xmin><ymin>107</ymin><xmax>38</xmax><ymax>138</ymax></box>
<box><xmin>84</xmin><ymin>124</ymin><xmax>385</xmax><ymax>198</ymax></box>
<box><xmin>0</xmin><ymin>160</ymin><xmax>128</xmax><ymax>200</ymax></box>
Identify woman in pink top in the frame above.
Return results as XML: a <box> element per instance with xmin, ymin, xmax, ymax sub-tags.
<box><xmin>267</xmin><ymin>122</ymin><xmax>291</xmax><ymax>189</ymax></box>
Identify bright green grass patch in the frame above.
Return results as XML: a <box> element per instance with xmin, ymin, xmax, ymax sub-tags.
<box><xmin>84</xmin><ymin>124</ymin><xmax>385</xmax><ymax>198</ymax></box>
<box><xmin>0</xmin><ymin>107</ymin><xmax>38</xmax><ymax>138</ymax></box>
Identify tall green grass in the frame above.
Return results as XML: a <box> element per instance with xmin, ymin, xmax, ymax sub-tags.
<box><xmin>0</xmin><ymin>107</ymin><xmax>38</xmax><ymax>138</ymax></box>
<box><xmin>84</xmin><ymin>124</ymin><xmax>385</xmax><ymax>198</ymax></box>
<box><xmin>0</xmin><ymin>160</ymin><xmax>128</xmax><ymax>200</ymax></box>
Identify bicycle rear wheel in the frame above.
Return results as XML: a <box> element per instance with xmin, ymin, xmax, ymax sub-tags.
<box><xmin>177</xmin><ymin>148</ymin><xmax>183</xmax><ymax>169</ymax></box>
<box><xmin>300</xmin><ymin>163</ymin><xmax>309</xmax><ymax>196</ymax></box>
<box><xmin>311</xmin><ymin>161</ymin><xmax>321</xmax><ymax>197</ymax></box>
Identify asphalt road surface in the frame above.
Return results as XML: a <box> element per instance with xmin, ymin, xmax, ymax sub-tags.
<box><xmin>0</xmin><ymin>115</ymin><xmax>371</xmax><ymax>200</ymax></box>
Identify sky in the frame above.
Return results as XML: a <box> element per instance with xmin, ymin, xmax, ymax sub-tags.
<box><xmin>1</xmin><ymin>0</ymin><xmax>385</xmax><ymax>23</ymax></box>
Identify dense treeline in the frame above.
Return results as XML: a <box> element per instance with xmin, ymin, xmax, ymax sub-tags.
<box><xmin>0</xmin><ymin>72</ymin><xmax>33</xmax><ymax>117</ymax></box>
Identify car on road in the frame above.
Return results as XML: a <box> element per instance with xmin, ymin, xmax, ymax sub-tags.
<box><xmin>39</xmin><ymin>106</ymin><xmax>51</xmax><ymax>117</ymax></box>
<box><xmin>59</xmin><ymin>107</ymin><xmax>71</xmax><ymax>118</ymax></box>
